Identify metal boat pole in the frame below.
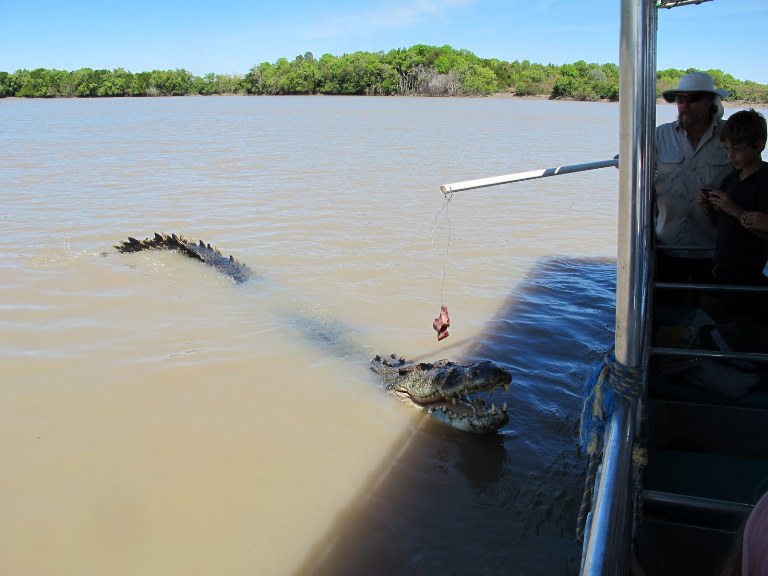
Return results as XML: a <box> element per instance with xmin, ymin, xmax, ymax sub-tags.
<box><xmin>580</xmin><ymin>0</ymin><xmax>655</xmax><ymax>574</ymax></box>
<box><xmin>439</xmin><ymin>159</ymin><xmax>619</xmax><ymax>194</ymax></box>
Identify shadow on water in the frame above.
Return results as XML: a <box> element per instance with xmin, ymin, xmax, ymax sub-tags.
<box><xmin>293</xmin><ymin>257</ymin><xmax>617</xmax><ymax>576</ymax></box>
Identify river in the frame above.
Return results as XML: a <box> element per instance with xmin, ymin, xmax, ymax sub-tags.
<box><xmin>2</xmin><ymin>95</ymin><xmax>752</xmax><ymax>575</ymax></box>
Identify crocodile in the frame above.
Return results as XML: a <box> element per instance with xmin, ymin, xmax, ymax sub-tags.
<box><xmin>371</xmin><ymin>354</ymin><xmax>510</xmax><ymax>433</ymax></box>
<box><xmin>115</xmin><ymin>233</ymin><xmax>512</xmax><ymax>433</ymax></box>
<box><xmin>115</xmin><ymin>233</ymin><xmax>253</xmax><ymax>284</ymax></box>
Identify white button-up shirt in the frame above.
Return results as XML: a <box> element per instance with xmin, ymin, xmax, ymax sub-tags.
<box><xmin>654</xmin><ymin>118</ymin><xmax>732</xmax><ymax>258</ymax></box>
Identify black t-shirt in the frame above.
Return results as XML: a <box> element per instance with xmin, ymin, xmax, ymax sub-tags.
<box><xmin>714</xmin><ymin>162</ymin><xmax>768</xmax><ymax>283</ymax></box>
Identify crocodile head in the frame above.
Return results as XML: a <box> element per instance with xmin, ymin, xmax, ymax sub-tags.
<box><xmin>371</xmin><ymin>354</ymin><xmax>511</xmax><ymax>433</ymax></box>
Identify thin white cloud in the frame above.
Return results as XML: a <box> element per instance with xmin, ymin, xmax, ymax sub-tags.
<box><xmin>304</xmin><ymin>0</ymin><xmax>478</xmax><ymax>41</ymax></box>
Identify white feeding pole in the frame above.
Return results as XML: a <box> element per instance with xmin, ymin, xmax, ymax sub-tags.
<box><xmin>439</xmin><ymin>158</ymin><xmax>618</xmax><ymax>194</ymax></box>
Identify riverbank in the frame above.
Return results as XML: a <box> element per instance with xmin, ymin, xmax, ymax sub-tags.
<box><xmin>3</xmin><ymin>55</ymin><xmax>767</xmax><ymax>103</ymax></box>
<box><xmin>4</xmin><ymin>90</ymin><xmax>764</xmax><ymax>107</ymax></box>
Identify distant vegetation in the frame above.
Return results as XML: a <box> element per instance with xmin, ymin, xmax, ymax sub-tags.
<box><xmin>2</xmin><ymin>44</ymin><xmax>766</xmax><ymax>103</ymax></box>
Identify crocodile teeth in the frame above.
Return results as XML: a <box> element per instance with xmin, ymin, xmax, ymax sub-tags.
<box><xmin>451</xmin><ymin>397</ymin><xmax>457</xmax><ymax>405</ymax></box>
<box><xmin>490</xmin><ymin>403</ymin><xmax>497</xmax><ymax>414</ymax></box>
<box><xmin>502</xmin><ymin>402</ymin><xmax>508</xmax><ymax>412</ymax></box>
<box><xmin>504</xmin><ymin>384</ymin><xmax>510</xmax><ymax>392</ymax></box>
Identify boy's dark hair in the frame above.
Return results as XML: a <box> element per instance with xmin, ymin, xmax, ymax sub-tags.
<box><xmin>720</xmin><ymin>108</ymin><xmax>767</xmax><ymax>148</ymax></box>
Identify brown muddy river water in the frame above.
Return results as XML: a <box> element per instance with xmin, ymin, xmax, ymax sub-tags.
<box><xmin>4</xmin><ymin>95</ymin><xmax>756</xmax><ymax>575</ymax></box>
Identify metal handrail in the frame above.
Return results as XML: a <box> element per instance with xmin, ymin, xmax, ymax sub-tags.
<box><xmin>655</xmin><ymin>245</ymin><xmax>712</xmax><ymax>252</ymax></box>
<box><xmin>579</xmin><ymin>402</ymin><xmax>635</xmax><ymax>574</ymax></box>
<box><xmin>655</xmin><ymin>282</ymin><xmax>768</xmax><ymax>292</ymax></box>
<box><xmin>650</xmin><ymin>346</ymin><xmax>768</xmax><ymax>363</ymax></box>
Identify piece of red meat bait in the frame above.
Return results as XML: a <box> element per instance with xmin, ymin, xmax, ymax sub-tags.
<box><xmin>433</xmin><ymin>305</ymin><xmax>450</xmax><ymax>341</ymax></box>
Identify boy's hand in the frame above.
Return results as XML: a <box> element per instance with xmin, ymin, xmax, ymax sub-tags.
<box><xmin>707</xmin><ymin>189</ymin><xmax>740</xmax><ymax>218</ymax></box>
<box><xmin>741</xmin><ymin>211</ymin><xmax>768</xmax><ymax>233</ymax></box>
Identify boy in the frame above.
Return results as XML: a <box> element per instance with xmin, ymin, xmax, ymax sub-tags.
<box><xmin>696</xmin><ymin>109</ymin><xmax>768</xmax><ymax>353</ymax></box>
<box><xmin>700</xmin><ymin>108</ymin><xmax>768</xmax><ymax>289</ymax></box>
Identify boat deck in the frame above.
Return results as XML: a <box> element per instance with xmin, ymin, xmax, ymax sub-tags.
<box><xmin>637</xmin><ymin>296</ymin><xmax>768</xmax><ymax>575</ymax></box>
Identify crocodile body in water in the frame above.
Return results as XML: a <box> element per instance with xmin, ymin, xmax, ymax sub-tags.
<box><xmin>116</xmin><ymin>233</ymin><xmax>253</xmax><ymax>284</ymax></box>
<box><xmin>115</xmin><ymin>233</ymin><xmax>512</xmax><ymax>433</ymax></box>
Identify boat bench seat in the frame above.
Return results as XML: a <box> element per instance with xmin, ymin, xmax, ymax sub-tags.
<box><xmin>647</xmin><ymin>396</ymin><xmax>768</xmax><ymax>459</ymax></box>
<box><xmin>648</xmin><ymin>370</ymin><xmax>768</xmax><ymax>410</ymax></box>
<box><xmin>638</xmin><ymin>488</ymin><xmax>751</xmax><ymax>576</ymax></box>
<box><xmin>643</xmin><ymin>449</ymin><xmax>768</xmax><ymax>508</ymax></box>
<box><xmin>639</xmin><ymin>449</ymin><xmax>764</xmax><ymax>574</ymax></box>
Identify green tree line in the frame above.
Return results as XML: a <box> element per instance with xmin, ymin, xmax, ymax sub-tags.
<box><xmin>1</xmin><ymin>44</ymin><xmax>766</xmax><ymax>103</ymax></box>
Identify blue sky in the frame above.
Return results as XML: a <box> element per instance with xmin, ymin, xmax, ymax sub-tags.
<box><xmin>2</xmin><ymin>0</ymin><xmax>766</xmax><ymax>84</ymax></box>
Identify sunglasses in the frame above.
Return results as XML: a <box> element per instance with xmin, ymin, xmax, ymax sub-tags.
<box><xmin>674</xmin><ymin>92</ymin><xmax>708</xmax><ymax>104</ymax></box>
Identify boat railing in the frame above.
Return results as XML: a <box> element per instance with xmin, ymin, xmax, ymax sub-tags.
<box><xmin>579</xmin><ymin>399</ymin><xmax>638</xmax><ymax>574</ymax></box>
<box><xmin>656</xmin><ymin>282</ymin><xmax>768</xmax><ymax>293</ymax></box>
<box><xmin>653</xmin><ymin>240</ymin><xmax>768</xmax><ymax>364</ymax></box>
<box><xmin>650</xmin><ymin>346</ymin><xmax>768</xmax><ymax>363</ymax></box>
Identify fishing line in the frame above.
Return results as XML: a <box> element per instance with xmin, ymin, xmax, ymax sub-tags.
<box><xmin>431</xmin><ymin>191</ymin><xmax>453</xmax><ymax>304</ymax></box>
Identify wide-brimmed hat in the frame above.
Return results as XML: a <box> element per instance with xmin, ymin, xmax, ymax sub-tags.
<box><xmin>662</xmin><ymin>72</ymin><xmax>730</xmax><ymax>103</ymax></box>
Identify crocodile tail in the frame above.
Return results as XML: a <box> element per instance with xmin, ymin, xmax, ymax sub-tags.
<box><xmin>115</xmin><ymin>232</ymin><xmax>253</xmax><ymax>284</ymax></box>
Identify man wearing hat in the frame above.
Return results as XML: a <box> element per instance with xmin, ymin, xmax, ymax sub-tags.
<box><xmin>654</xmin><ymin>71</ymin><xmax>732</xmax><ymax>298</ymax></box>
